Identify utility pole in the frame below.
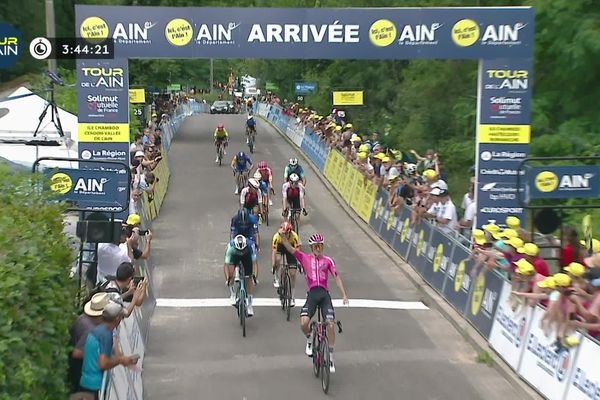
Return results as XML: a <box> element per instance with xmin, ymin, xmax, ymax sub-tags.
<box><xmin>45</xmin><ymin>0</ymin><xmax>57</xmax><ymax>73</ymax></box>
<box><xmin>210</xmin><ymin>58</ymin><xmax>214</xmax><ymax>94</ymax></box>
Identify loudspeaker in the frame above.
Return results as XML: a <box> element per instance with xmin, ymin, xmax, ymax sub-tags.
<box><xmin>76</xmin><ymin>221</ymin><xmax>123</xmax><ymax>243</ymax></box>
<box><xmin>534</xmin><ymin>209</ymin><xmax>561</xmax><ymax>234</ymax></box>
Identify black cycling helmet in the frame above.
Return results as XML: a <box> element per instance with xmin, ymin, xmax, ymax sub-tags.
<box><xmin>237</xmin><ymin>208</ymin><xmax>249</xmax><ymax>223</ymax></box>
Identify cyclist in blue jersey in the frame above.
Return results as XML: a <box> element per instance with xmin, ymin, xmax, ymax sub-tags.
<box><xmin>246</xmin><ymin>115</ymin><xmax>257</xmax><ymax>144</ymax></box>
<box><xmin>231</xmin><ymin>151</ymin><xmax>253</xmax><ymax>194</ymax></box>
<box><xmin>230</xmin><ymin>208</ymin><xmax>260</xmax><ymax>250</ymax></box>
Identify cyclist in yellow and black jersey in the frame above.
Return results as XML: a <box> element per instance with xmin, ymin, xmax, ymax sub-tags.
<box><xmin>214</xmin><ymin>123</ymin><xmax>229</xmax><ymax>163</ymax></box>
<box><xmin>272</xmin><ymin>221</ymin><xmax>301</xmax><ymax>306</ymax></box>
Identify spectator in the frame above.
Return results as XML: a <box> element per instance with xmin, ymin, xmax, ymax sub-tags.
<box><xmin>68</xmin><ymin>293</ymin><xmax>109</xmax><ymax>394</ymax></box>
<box><xmin>560</xmin><ymin>226</ymin><xmax>586</xmax><ymax>266</ymax></box>
<box><xmin>129</xmin><ymin>134</ymin><xmax>143</xmax><ymax>154</ymax></box>
<box><xmin>96</xmin><ymin>226</ymin><xmax>133</xmax><ymax>284</ymax></box>
<box><xmin>102</xmin><ymin>262</ymin><xmax>147</xmax><ymax>317</ymax></box>
<box><xmin>427</xmin><ymin>188</ymin><xmax>457</xmax><ymax>234</ymax></box>
<box><xmin>410</xmin><ymin>148</ymin><xmax>438</xmax><ymax>171</ymax></box>
<box><xmin>517</xmin><ymin>243</ymin><xmax>550</xmax><ymax>276</ymax></box>
<box><xmin>78</xmin><ymin>302</ymin><xmax>139</xmax><ymax>398</ymax></box>
<box><xmin>142</xmin><ymin>127</ymin><xmax>151</xmax><ymax>145</ymax></box>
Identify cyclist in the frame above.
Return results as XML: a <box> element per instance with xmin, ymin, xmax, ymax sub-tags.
<box><xmin>230</xmin><ymin>207</ymin><xmax>259</xmax><ymax>251</ymax></box>
<box><xmin>271</xmin><ymin>221</ymin><xmax>301</xmax><ymax>305</ymax></box>
<box><xmin>279</xmin><ymin>232</ymin><xmax>349</xmax><ymax>373</ymax></box>
<box><xmin>231</xmin><ymin>151</ymin><xmax>253</xmax><ymax>195</ymax></box>
<box><xmin>224</xmin><ymin>235</ymin><xmax>258</xmax><ymax>315</ymax></box>
<box><xmin>246</xmin><ymin>115</ymin><xmax>257</xmax><ymax>144</ymax></box>
<box><xmin>240</xmin><ymin>178</ymin><xmax>263</xmax><ymax>219</ymax></box>
<box><xmin>253</xmin><ymin>171</ymin><xmax>268</xmax><ymax>223</ymax></box>
<box><xmin>283</xmin><ymin>158</ymin><xmax>306</xmax><ymax>186</ymax></box>
<box><xmin>282</xmin><ymin>173</ymin><xmax>307</xmax><ymax>222</ymax></box>
<box><xmin>213</xmin><ymin>123</ymin><xmax>229</xmax><ymax>163</ymax></box>
<box><xmin>256</xmin><ymin>160</ymin><xmax>274</xmax><ymax>206</ymax></box>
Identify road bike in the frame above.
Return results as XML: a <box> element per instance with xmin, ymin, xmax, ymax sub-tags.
<box><xmin>216</xmin><ymin>141</ymin><xmax>225</xmax><ymax>166</ymax></box>
<box><xmin>235</xmin><ymin>170</ymin><xmax>248</xmax><ymax>195</ymax></box>
<box><xmin>247</xmin><ymin>127</ymin><xmax>256</xmax><ymax>153</ymax></box>
<box><xmin>310</xmin><ymin>306</ymin><xmax>343</xmax><ymax>394</ymax></box>
<box><xmin>277</xmin><ymin>253</ymin><xmax>292</xmax><ymax>321</ymax></box>
<box><xmin>260</xmin><ymin>187</ymin><xmax>273</xmax><ymax>226</ymax></box>
<box><xmin>284</xmin><ymin>208</ymin><xmax>303</xmax><ymax>235</ymax></box>
<box><xmin>234</xmin><ymin>264</ymin><xmax>248</xmax><ymax>337</ymax></box>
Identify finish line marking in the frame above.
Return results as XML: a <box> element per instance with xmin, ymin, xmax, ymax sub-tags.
<box><xmin>156</xmin><ymin>298</ymin><xmax>429</xmax><ymax>310</ymax></box>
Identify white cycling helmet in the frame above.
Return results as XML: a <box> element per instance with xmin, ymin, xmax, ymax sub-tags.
<box><xmin>253</xmin><ymin>171</ymin><xmax>262</xmax><ymax>180</ymax></box>
<box><xmin>247</xmin><ymin>115</ymin><xmax>253</xmax><ymax>120</ymax></box>
<box><xmin>289</xmin><ymin>173</ymin><xmax>300</xmax><ymax>183</ymax></box>
<box><xmin>289</xmin><ymin>158</ymin><xmax>298</xmax><ymax>166</ymax></box>
<box><xmin>248</xmin><ymin>178</ymin><xmax>260</xmax><ymax>189</ymax></box>
<box><xmin>233</xmin><ymin>235</ymin><xmax>247</xmax><ymax>251</ymax></box>
<box><xmin>406</xmin><ymin>163</ymin><xmax>417</xmax><ymax>175</ymax></box>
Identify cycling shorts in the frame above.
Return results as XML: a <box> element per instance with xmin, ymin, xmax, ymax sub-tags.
<box><xmin>286</xmin><ymin>198</ymin><xmax>301</xmax><ymax>211</ymax></box>
<box><xmin>301</xmin><ymin>286</ymin><xmax>335</xmax><ymax>321</ymax></box>
<box><xmin>276</xmin><ymin>247</ymin><xmax>298</xmax><ymax>267</ymax></box>
<box><xmin>215</xmin><ymin>136</ymin><xmax>227</xmax><ymax>143</ymax></box>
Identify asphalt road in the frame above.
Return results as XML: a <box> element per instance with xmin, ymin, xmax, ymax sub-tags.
<box><xmin>143</xmin><ymin>113</ymin><xmax>531</xmax><ymax>400</ymax></box>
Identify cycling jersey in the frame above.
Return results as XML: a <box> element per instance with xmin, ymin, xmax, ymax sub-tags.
<box><xmin>214</xmin><ymin>128</ymin><xmax>228</xmax><ymax>139</ymax></box>
<box><xmin>272</xmin><ymin>231</ymin><xmax>300</xmax><ymax>250</ymax></box>
<box><xmin>240</xmin><ymin>187</ymin><xmax>262</xmax><ymax>208</ymax></box>
<box><xmin>258</xmin><ymin>167</ymin><xmax>272</xmax><ymax>183</ymax></box>
<box><xmin>230</xmin><ymin>214</ymin><xmax>258</xmax><ymax>242</ymax></box>
<box><xmin>232</xmin><ymin>154</ymin><xmax>252</xmax><ymax>172</ymax></box>
<box><xmin>246</xmin><ymin>118</ymin><xmax>256</xmax><ymax>128</ymax></box>
<box><xmin>224</xmin><ymin>238</ymin><xmax>256</xmax><ymax>276</ymax></box>
<box><xmin>283</xmin><ymin>164</ymin><xmax>305</xmax><ymax>180</ymax></box>
<box><xmin>258</xmin><ymin>180</ymin><xmax>268</xmax><ymax>196</ymax></box>
<box><xmin>294</xmin><ymin>250</ymin><xmax>337</xmax><ymax>291</ymax></box>
<box><xmin>282</xmin><ymin>182</ymin><xmax>305</xmax><ymax>201</ymax></box>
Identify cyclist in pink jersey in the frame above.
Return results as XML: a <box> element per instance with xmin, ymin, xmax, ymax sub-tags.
<box><xmin>279</xmin><ymin>231</ymin><xmax>348</xmax><ymax>373</ymax></box>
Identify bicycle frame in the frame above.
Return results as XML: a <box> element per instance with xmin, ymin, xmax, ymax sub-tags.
<box><xmin>287</xmin><ymin>208</ymin><xmax>302</xmax><ymax>234</ymax></box>
<box><xmin>278</xmin><ymin>253</ymin><xmax>292</xmax><ymax>321</ymax></box>
<box><xmin>236</xmin><ymin>171</ymin><xmax>248</xmax><ymax>193</ymax></box>
<box><xmin>236</xmin><ymin>264</ymin><xmax>248</xmax><ymax>337</ymax></box>
<box><xmin>310</xmin><ymin>305</ymin><xmax>343</xmax><ymax>394</ymax></box>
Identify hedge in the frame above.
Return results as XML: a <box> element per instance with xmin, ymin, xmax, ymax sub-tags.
<box><xmin>0</xmin><ymin>164</ymin><xmax>76</xmax><ymax>399</ymax></box>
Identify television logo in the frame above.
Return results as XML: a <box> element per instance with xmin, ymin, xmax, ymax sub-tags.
<box><xmin>0</xmin><ymin>23</ymin><xmax>22</xmax><ymax>68</ymax></box>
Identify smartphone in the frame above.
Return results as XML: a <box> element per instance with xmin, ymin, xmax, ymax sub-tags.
<box><xmin>132</xmin><ymin>276</ymin><xmax>144</xmax><ymax>287</ymax></box>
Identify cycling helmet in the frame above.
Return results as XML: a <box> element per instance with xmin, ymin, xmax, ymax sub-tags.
<box><xmin>237</xmin><ymin>151</ymin><xmax>246</xmax><ymax>159</ymax></box>
<box><xmin>289</xmin><ymin>173</ymin><xmax>300</xmax><ymax>183</ymax></box>
<box><xmin>237</xmin><ymin>208</ymin><xmax>249</xmax><ymax>223</ymax></box>
<box><xmin>253</xmin><ymin>171</ymin><xmax>262</xmax><ymax>180</ymax></box>
<box><xmin>281</xmin><ymin>221</ymin><xmax>292</xmax><ymax>234</ymax></box>
<box><xmin>233</xmin><ymin>235</ymin><xmax>247</xmax><ymax>251</ymax></box>
<box><xmin>406</xmin><ymin>163</ymin><xmax>417</xmax><ymax>175</ymax></box>
<box><xmin>289</xmin><ymin>158</ymin><xmax>298</xmax><ymax>166</ymax></box>
<box><xmin>258</xmin><ymin>160</ymin><xmax>267</xmax><ymax>169</ymax></box>
<box><xmin>247</xmin><ymin>115</ymin><xmax>253</xmax><ymax>120</ymax></box>
<box><xmin>248</xmin><ymin>178</ymin><xmax>259</xmax><ymax>189</ymax></box>
<box><xmin>217</xmin><ymin>123</ymin><xmax>224</xmax><ymax>130</ymax></box>
<box><xmin>308</xmin><ymin>233</ymin><xmax>324</xmax><ymax>245</ymax></box>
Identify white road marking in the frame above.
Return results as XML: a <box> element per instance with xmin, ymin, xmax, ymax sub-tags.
<box><xmin>156</xmin><ymin>298</ymin><xmax>429</xmax><ymax>310</ymax></box>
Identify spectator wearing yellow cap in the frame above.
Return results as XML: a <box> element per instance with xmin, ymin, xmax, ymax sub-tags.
<box><xmin>517</xmin><ymin>242</ymin><xmax>550</xmax><ymax>277</ymax></box>
<box><xmin>512</xmin><ymin>276</ymin><xmax>557</xmax><ymax>308</ymax></box>
<box><xmin>545</xmin><ymin>272</ymin><xmax>580</xmax><ymax>350</ymax></box>
<box><xmin>360</xmin><ymin>133</ymin><xmax>372</xmax><ymax>153</ymax></box>
<box><xmin>371</xmin><ymin>152</ymin><xmax>387</xmax><ymax>185</ymax></box>
<box><xmin>355</xmin><ymin>151</ymin><xmax>374</xmax><ymax>179</ymax></box>
<box><xmin>564</xmin><ymin>262</ymin><xmax>587</xmax><ymax>290</ymax></box>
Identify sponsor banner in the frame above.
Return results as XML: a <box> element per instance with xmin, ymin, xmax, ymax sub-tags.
<box><xmin>118</xmin><ymin>313</ymin><xmax>144</xmax><ymax>398</ymax></box>
<box><xmin>564</xmin><ymin>335</ymin><xmax>600</xmax><ymax>400</ymax></box>
<box><xmin>78</xmin><ymin>123</ymin><xmax>130</xmax><ymax>142</ymax></box>
<box><xmin>333</xmin><ymin>90</ymin><xmax>364</xmax><ymax>106</ymax></box>
<box><xmin>420</xmin><ymin>227</ymin><xmax>454</xmax><ymax>292</ymax></box>
<box><xmin>465</xmin><ymin>269</ymin><xmax>504</xmax><ymax>339</ymax></box>
<box><xmin>0</xmin><ymin>23</ymin><xmax>22</xmax><ymax>69</ymax></box>
<box><xmin>295</xmin><ymin>81</ymin><xmax>317</xmax><ymax>95</ymax></box>
<box><xmin>47</xmin><ymin>166</ymin><xmax>129</xmax><ymax>212</ymax></box>
<box><xmin>350</xmin><ymin>173</ymin><xmax>378</xmax><ymax>222</ymax></box>
<box><xmin>406</xmin><ymin>222</ymin><xmax>433</xmax><ymax>275</ymax></box>
<box><xmin>285</xmin><ymin>119</ymin><xmax>305</xmax><ymax>147</ymax></box>
<box><xmin>75</xmin><ymin>6</ymin><xmax>534</xmax><ymax>60</ymax></box>
<box><xmin>265</xmin><ymin>81</ymin><xmax>279</xmax><ymax>91</ymax></box>
<box><xmin>480</xmin><ymin>58</ymin><xmax>532</xmax><ymax>125</ymax></box>
<box><xmin>77</xmin><ymin>59</ymin><xmax>129</xmax><ymax>123</ymax></box>
<box><xmin>369</xmin><ymin>187</ymin><xmax>385</xmax><ymax>234</ymax></box>
<box><xmin>391</xmin><ymin>206</ymin><xmax>413</xmax><ymax>260</ymax></box>
<box><xmin>441</xmin><ymin>243</ymin><xmax>475</xmax><ymax>314</ymax></box>
<box><xmin>518</xmin><ymin>306</ymin><xmax>581</xmax><ymax>400</ymax></box>
<box><xmin>129</xmin><ymin>88</ymin><xmax>146</xmax><ymax>103</ymax></box>
<box><xmin>478</xmin><ymin>124</ymin><xmax>530</xmax><ymax>144</ymax></box>
<box><xmin>488</xmin><ymin>281</ymin><xmax>534</xmax><ymax>370</ymax></box>
<box><xmin>79</xmin><ymin>142</ymin><xmax>129</xmax><ymax>163</ymax></box>
<box><xmin>527</xmin><ymin>165</ymin><xmax>600</xmax><ymax>200</ymax></box>
<box><xmin>167</xmin><ymin>83</ymin><xmax>181</xmax><ymax>91</ymax></box>
<box><xmin>340</xmin><ymin>164</ymin><xmax>357</xmax><ymax>204</ymax></box>
<box><xmin>300</xmin><ymin>128</ymin><xmax>328</xmax><ymax>171</ymax></box>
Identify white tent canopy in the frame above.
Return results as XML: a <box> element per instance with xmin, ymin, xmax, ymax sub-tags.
<box><xmin>0</xmin><ymin>87</ymin><xmax>78</xmax><ymax>169</ymax></box>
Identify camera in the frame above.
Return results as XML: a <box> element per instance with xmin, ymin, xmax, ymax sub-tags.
<box><xmin>138</xmin><ymin>229</ymin><xmax>149</xmax><ymax>236</ymax></box>
<box><xmin>132</xmin><ymin>276</ymin><xmax>145</xmax><ymax>286</ymax></box>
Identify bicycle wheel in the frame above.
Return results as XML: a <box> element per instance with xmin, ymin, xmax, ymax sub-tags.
<box><xmin>218</xmin><ymin>145</ymin><xmax>224</xmax><ymax>166</ymax></box>
<box><xmin>239</xmin><ymin>289</ymin><xmax>246</xmax><ymax>337</ymax></box>
<box><xmin>248</xmin><ymin>134</ymin><xmax>254</xmax><ymax>153</ymax></box>
<box><xmin>321</xmin><ymin>336</ymin><xmax>330</xmax><ymax>393</ymax></box>
<box><xmin>263</xmin><ymin>200</ymin><xmax>269</xmax><ymax>226</ymax></box>
<box><xmin>284</xmin><ymin>272</ymin><xmax>292</xmax><ymax>321</ymax></box>
<box><xmin>311</xmin><ymin>324</ymin><xmax>320</xmax><ymax>377</ymax></box>
<box><xmin>292</xmin><ymin>213</ymin><xmax>299</xmax><ymax>235</ymax></box>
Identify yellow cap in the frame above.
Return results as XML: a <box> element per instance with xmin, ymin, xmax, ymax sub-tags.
<box><xmin>357</xmin><ymin>152</ymin><xmax>368</xmax><ymax>160</ymax></box>
<box><xmin>126</xmin><ymin>214</ymin><xmax>141</xmax><ymax>225</ymax></box>
<box><xmin>335</xmin><ymin>125</ymin><xmax>342</xmax><ymax>131</ymax></box>
<box><xmin>492</xmin><ymin>228</ymin><xmax>519</xmax><ymax>240</ymax></box>
<box><xmin>553</xmin><ymin>273</ymin><xmax>571</xmax><ymax>287</ymax></box>
<box><xmin>506</xmin><ymin>216</ymin><xmax>521</xmax><ymax>230</ymax></box>
<box><xmin>350</xmin><ymin>134</ymin><xmax>361</xmax><ymax>142</ymax></box>
<box><xmin>537</xmin><ymin>276</ymin><xmax>556</xmax><ymax>289</ymax></box>
<box><xmin>564</xmin><ymin>336</ymin><xmax>581</xmax><ymax>347</ymax></box>
<box><xmin>507</xmin><ymin>237</ymin><xmax>525</xmax><ymax>249</ymax></box>
<box><xmin>580</xmin><ymin>238</ymin><xmax>600</xmax><ymax>253</ymax></box>
<box><xmin>472</xmin><ymin>229</ymin><xmax>486</xmax><ymax>245</ymax></box>
<box><xmin>375</xmin><ymin>153</ymin><xmax>386</xmax><ymax>160</ymax></box>
<box><xmin>564</xmin><ymin>262</ymin><xmax>585</xmax><ymax>277</ymax></box>
<box><xmin>422</xmin><ymin>169</ymin><xmax>437</xmax><ymax>179</ymax></box>
<box><xmin>358</xmin><ymin>144</ymin><xmax>369</xmax><ymax>153</ymax></box>
<box><xmin>382</xmin><ymin>156</ymin><xmax>390</xmax><ymax>163</ymax></box>
<box><xmin>344</xmin><ymin>123</ymin><xmax>353</xmax><ymax>129</ymax></box>
<box><xmin>514</xmin><ymin>258</ymin><xmax>535</xmax><ymax>275</ymax></box>
<box><xmin>483</xmin><ymin>223</ymin><xmax>500</xmax><ymax>233</ymax></box>
<box><xmin>517</xmin><ymin>243</ymin><xmax>539</xmax><ymax>257</ymax></box>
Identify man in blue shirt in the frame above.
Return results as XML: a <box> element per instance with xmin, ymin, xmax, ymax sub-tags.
<box><xmin>79</xmin><ymin>302</ymin><xmax>138</xmax><ymax>398</ymax></box>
